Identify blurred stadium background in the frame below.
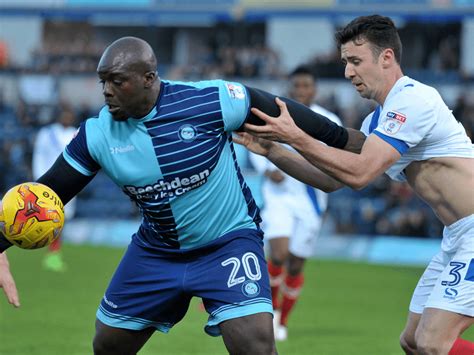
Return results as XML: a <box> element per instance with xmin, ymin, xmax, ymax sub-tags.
<box><xmin>0</xmin><ymin>0</ymin><xmax>473</xmax><ymax>354</ymax></box>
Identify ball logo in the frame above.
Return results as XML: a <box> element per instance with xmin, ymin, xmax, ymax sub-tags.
<box><xmin>10</xmin><ymin>185</ymin><xmax>61</xmax><ymax>236</ymax></box>
<box><xmin>242</xmin><ymin>280</ymin><xmax>260</xmax><ymax>298</ymax></box>
<box><xmin>178</xmin><ymin>124</ymin><xmax>197</xmax><ymax>142</ymax></box>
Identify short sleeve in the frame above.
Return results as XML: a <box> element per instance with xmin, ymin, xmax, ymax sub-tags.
<box><xmin>63</xmin><ymin>121</ymin><xmax>101</xmax><ymax>176</ymax></box>
<box><xmin>218</xmin><ymin>81</ymin><xmax>251</xmax><ymax>132</ymax></box>
<box><xmin>360</xmin><ymin>111</ymin><xmax>375</xmax><ymax>137</ymax></box>
<box><xmin>374</xmin><ymin>91</ymin><xmax>435</xmax><ymax>154</ymax></box>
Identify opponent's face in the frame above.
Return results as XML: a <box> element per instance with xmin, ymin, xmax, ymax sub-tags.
<box><xmin>341</xmin><ymin>40</ymin><xmax>385</xmax><ymax>102</ymax></box>
<box><xmin>289</xmin><ymin>74</ymin><xmax>316</xmax><ymax>106</ymax></box>
<box><xmin>97</xmin><ymin>59</ymin><xmax>149</xmax><ymax>121</ymax></box>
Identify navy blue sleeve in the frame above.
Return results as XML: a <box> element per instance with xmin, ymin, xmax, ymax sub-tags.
<box><xmin>63</xmin><ymin>121</ymin><xmax>101</xmax><ymax>176</ymax></box>
<box><xmin>244</xmin><ymin>86</ymin><xmax>349</xmax><ymax>149</ymax></box>
<box><xmin>36</xmin><ymin>154</ymin><xmax>95</xmax><ymax>205</ymax></box>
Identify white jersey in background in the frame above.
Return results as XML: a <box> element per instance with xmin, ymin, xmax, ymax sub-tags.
<box><xmin>33</xmin><ymin>122</ymin><xmax>77</xmax><ymax>218</ymax></box>
<box><xmin>251</xmin><ymin>104</ymin><xmax>342</xmax><ymax>258</ymax></box>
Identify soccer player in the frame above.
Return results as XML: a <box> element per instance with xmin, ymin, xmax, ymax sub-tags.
<box><xmin>0</xmin><ymin>37</ymin><xmax>362</xmax><ymax>354</ymax></box>
<box><xmin>237</xmin><ymin>15</ymin><xmax>474</xmax><ymax>355</ymax></box>
<box><xmin>32</xmin><ymin>104</ymin><xmax>78</xmax><ymax>272</ymax></box>
<box><xmin>250</xmin><ymin>65</ymin><xmax>342</xmax><ymax>341</ymax></box>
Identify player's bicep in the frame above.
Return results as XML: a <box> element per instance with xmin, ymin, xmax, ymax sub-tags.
<box><xmin>360</xmin><ymin>134</ymin><xmax>402</xmax><ymax>179</ymax></box>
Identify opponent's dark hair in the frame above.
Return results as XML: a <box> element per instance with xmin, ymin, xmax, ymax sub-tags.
<box><xmin>335</xmin><ymin>15</ymin><xmax>402</xmax><ymax>64</ymax></box>
<box><xmin>289</xmin><ymin>65</ymin><xmax>316</xmax><ymax>80</ymax></box>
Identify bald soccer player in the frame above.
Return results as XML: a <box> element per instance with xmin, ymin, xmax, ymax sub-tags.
<box><xmin>0</xmin><ymin>37</ymin><xmax>363</xmax><ymax>355</ymax></box>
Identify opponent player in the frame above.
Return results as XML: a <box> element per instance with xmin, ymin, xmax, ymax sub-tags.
<box><xmin>0</xmin><ymin>37</ymin><xmax>363</xmax><ymax>354</ymax></box>
<box><xmin>250</xmin><ymin>66</ymin><xmax>342</xmax><ymax>341</ymax></box>
<box><xmin>238</xmin><ymin>15</ymin><xmax>474</xmax><ymax>355</ymax></box>
<box><xmin>32</xmin><ymin>105</ymin><xmax>78</xmax><ymax>272</ymax></box>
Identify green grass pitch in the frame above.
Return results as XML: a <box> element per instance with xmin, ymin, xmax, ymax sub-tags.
<box><xmin>1</xmin><ymin>244</ymin><xmax>472</xmax><ymax>354</ymax></box>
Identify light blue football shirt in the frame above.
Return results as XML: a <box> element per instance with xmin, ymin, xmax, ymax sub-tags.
<box><xmin>64</xmin><ymin>79</ymin><xmax>261</xmax><ymax>249</ymax></box>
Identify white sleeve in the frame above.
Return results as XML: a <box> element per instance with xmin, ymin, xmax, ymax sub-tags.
<box><xmin>375</xmin><ymin>91</ymin><xmax>435</xmax><ymax>150</ymax></box>
<box><xmin>360</xmin><ymin>111</ymin><xmax>375</xmax><ymax>137</ymax></box>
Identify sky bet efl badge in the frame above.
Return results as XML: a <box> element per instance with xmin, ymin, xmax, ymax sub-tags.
<box><xmin>383</xmin><ymin>111</ymin><xmax>406</xmax><ymax>135</ymax></box>
<box><xmin>226</xmin><ymin>83</ymin><xmax>245</xmax><ymax>100</ymax></box>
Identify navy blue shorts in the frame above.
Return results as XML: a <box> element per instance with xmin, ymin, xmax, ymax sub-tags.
<box><xmin>96</xmin><ymin>229</ymin><xmax>272</xmax><ymax>336</ymax></box>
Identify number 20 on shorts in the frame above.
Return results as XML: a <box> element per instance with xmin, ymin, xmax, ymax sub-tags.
<box><xmin>221</xmin><ymin>252</ymin><xmax>262</xmax><ymax>288</ymax></box>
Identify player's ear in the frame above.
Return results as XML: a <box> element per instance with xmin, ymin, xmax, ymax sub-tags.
<box><xmin>144</xmin><ymin>71</ymin><xmax>156</xmax><ymax>88</ymax></box>
<box><xmin>381</xmin><ymin>48</ymin><xmax>395</xmax><ymax>68</ymax></box>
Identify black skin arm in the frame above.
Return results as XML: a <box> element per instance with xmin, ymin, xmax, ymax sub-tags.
<box><xmin>36</xmin><ymin>154</ymin><xmax>95</xmax><ymax>205</ymax></box>
<box><xmin>0</xmin><ymin>155</ymin><xmax>94</xmax><ymax>252</ymax></box>
<box><xmin>243</xmin><ymin>86</ymin><xmax>349</xmax><ymax>149</ymax></box>
<box><xmin>243</xmin><ymin>86</ymin><xmax>365</xmax><ymax>153</ymax></box>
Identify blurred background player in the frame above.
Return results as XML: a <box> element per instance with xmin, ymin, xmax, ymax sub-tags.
<box><xmin>32</xmin><ymin>104</ymin><xmax>78</xmax><ymax>272</ymax></box>
<box><xmin>250</xmin><ymin>66</ymin><xmax>342</xmax><ymax>341</ymax></box>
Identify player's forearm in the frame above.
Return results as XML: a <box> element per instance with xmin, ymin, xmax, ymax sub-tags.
<box><xmin>266</xmin><ymin>143</ymin><xmax>344</xmax><ymax>192</ymax></box>
<box><xmin>37</xmin><ymin>154</ymin><xmax>94</xmax><ymax>204</ymax></box>
<box><xmin>343</xmin><ymin>128</ymin><xmax>366</xmax><ymax>153</ymax></box>
<box><xmin>0</xmin><ymin>250</ymin><xmax>9</xmax><ymax>264</ymax></box>
<box><xmin>0</xmin><ymin>199</ymin><xmax>13</xmax><ymax>252</ymax></box>
<box><xmin>0</xmin><ymin>231</ymin><xmax>13</xmax><ymax>253</ymax></box>
<box><xmin>289</xmin><ymin>131</ymin><xmax>373</xmax><ymax>190</ymax></box>
<box><xmin>0</xmin><ymin>248</ymin><xmax>20</xmax><ymax>307</ymax></box>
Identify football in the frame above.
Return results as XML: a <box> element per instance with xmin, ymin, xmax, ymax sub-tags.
<box><xmin>0</xmin><ymin>182</ymin><xmax>65</xmax><ymax>249</ymax></box>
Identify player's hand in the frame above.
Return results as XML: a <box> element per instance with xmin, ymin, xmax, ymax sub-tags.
<box><xmin>265</xmin><ymin>169</ymin><xmax>285</xmax><ymax>184</ymax></box>
<box><xmin>244</xmin><ymin>97</ymin><xmax>305</xmax><ymax>144</ymax></box>
<box><xmin>232</xmin><ymin>132</ymin><xmax>275</xmax><ymax>157</ymax></box>
<box><xmin>0</xmin><ymin>251</ymin><xmax>20</xmax><ymax>308</ymax></box>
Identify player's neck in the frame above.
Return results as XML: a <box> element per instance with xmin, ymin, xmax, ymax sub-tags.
<box><xmin>134</xmin><ymin>82</ymin><xmax>161</xmax><ymax>118</ymax></box>
<box><xmin>378</xmin><ymin>68</ymin><xmax>404</xmax><ymax>106</ymax></box>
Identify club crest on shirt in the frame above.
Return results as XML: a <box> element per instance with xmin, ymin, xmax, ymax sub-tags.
<box><xmin>178</xmin><ymin>124</ymin><xmax>197</xmax><ymax>142</ymax></box>
<box><xmin>241</xmin><ymin>280</ymin><xmax>260</xmax><ymax>298</ymax></box>
<box><xmin>383</xmin><ymin>111</ymin><xmax>406</xmax><ymax>135</ymax></box>
<box><xmin>226</xmin><ymin>83</ymin><xmax>245</xmax><ymax>100</ymax></box>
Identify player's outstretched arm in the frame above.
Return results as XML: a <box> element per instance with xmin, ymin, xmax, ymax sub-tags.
<box><xmin>232</xmin><ymin>132</ymin><xmax>276</xmax><ymax>157</ymax></box>
<box><xmin>244</xmin><ymin>86</ymin><xmax>365</xmax><ymax>151</ymax></box>
<box><xmin>37</xmin><ymin>154</ymin><xmax>95</xmax><ymax>204</ymax></box>
<box><xmin>233</xmin><ymin>132</ymin><xmax>343</xmax><ymax>192</ymax></box>
<box><xmin>0</xmin><ymin>238</ymin><xmax>20</xmax><ymax>307</ymax></box>
<box><xmin>246</xmin><ymin>98</ymin><xmax>400</xmax><ymax>190</ymax></box>
<box><xmin>244</xmin><ymin>86</ymin><xmax>366</xmax><ymax>153</ymax></box>
<box><xmin>0</xmin><ymin>253</ymin><xmax>20</xmax><ymax>308</ymax></box>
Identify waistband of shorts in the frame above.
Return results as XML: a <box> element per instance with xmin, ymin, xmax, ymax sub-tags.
<box><xmin>444</xmin><ymin>214</ymin><xmax>474</xmax><ymax>236</ymax></box>
<box><xmin>132</xmin><ymin>227</ymin><xmax>264</xmax><ymax>257</ymax></box>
